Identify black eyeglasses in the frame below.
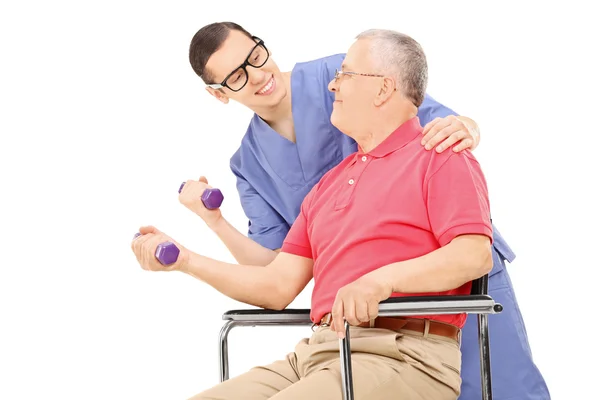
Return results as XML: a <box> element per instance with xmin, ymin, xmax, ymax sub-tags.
<box><xmin>206</xmin><ymin>37</ymin><xmax>270</xmax><ymax>92</ymax></box>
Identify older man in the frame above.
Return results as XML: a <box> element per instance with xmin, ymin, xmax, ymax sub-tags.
<box><xmin>132</xmin><ymin>29</ymin><xmax>495</xmax><ymax>399</ymax></box>
<box><xmin>182</xmin><ymin>22</ymin><xmax>550</xmax><ymax>399</ymax></box>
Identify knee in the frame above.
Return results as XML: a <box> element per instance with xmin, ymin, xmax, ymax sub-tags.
<box><xmin>186</xmin><ymin>391</ymin><xmax>215</xmax><ymax>400</ymax></box>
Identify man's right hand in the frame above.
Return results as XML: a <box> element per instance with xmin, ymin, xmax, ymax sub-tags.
<box><xmin>179</xmin><ymin>176</ymin><xmax>223</xmax><ymax>228</ymax></box>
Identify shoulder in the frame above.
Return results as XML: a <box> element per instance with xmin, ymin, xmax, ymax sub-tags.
<box><xmin>293</xmin><ymin>53</ymin><xmax>345</xmax><ymax>71</ymax></box>
<box><xmin>423</xmin><ymin>144</ymin><xmax>483</xmax><ymax>182</ymax></box>
<box><xmin>417</xmin><ymin>94</ymin><xmax>458</xmax><ymax>124</ymax></box>
<box><xmin>291</xmin><ymin>53</ymin><xmax>346</xmax><ymax>106</ymax></box>
<box><xmin>292</xmin><ymin>53</ymin><xmax>345</xmax><ymax>81</ymax></box>
<box><xmin>388</xmin><ymin>124</ymin><xmax>481</xmax><ymax>181</ymax></box>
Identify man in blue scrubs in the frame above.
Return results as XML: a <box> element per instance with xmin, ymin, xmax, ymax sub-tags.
<box><xmin>180</xmin><ymin>21</ymin><xmax>550</xmax><ymax>399</ymax></box>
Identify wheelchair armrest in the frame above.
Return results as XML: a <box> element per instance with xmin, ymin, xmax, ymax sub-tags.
<box><xmin>378</xmin><ymin>294</ymin><xmax>503</xmax><ymax>317</ymax></box>
<box><xmin>221</xmin><ymin>293</ymin><xmax>502</xmax><ymax>324</ymax></box>
<box><xmin>222</xmin><ymin>308</ymin><xmax>312</xmax><ymax>324</ymax></box>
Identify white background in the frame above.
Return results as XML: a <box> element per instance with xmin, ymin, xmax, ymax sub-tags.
<box><xmin>1</xmin><ymin>1</ymin><xmax>598</xmax><ymax>399</ymax></box>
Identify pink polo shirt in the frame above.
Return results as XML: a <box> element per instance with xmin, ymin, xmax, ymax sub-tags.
<box><xmin>281</xmin><ymin>117</ymin><xmax>493</xmax><ymax>328</ymax></box>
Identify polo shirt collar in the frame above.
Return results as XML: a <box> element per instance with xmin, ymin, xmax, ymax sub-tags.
<box><xmin>357</xmin><ymin>117</ymin><xmax>422</xmax><ymax>158</ymax></box>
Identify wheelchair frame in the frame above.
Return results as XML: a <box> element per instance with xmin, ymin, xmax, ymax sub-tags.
<box><xmin>217</xmin><ymin>275</ymin><xmax>502</xmax><ymax>400</ymax></box>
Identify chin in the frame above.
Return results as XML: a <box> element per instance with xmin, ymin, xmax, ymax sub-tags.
<box><xmin>262</xmin><ymin>90</ymin><xmax>285</xmax><ymax>109</ymax></box>
<box><xmin>330</xmin><ymin>112</ymin><xmax>345</xmax><ymax>133</ymax></box>
<box><xmin>273</xmin><ymin>83</ymin><xmax>287</xmax><ymax>102</ymax></box>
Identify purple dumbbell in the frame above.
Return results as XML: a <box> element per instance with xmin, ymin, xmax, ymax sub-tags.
<box><xmin>154</xmin><ymin>242</ymin><xmax>180</xmax><ymax>266</ymax></box>
<box><xmin>178</xmin><ymin>182</ymin><xmax>224</xmax><ymax>209</ymax></box>
<box><xmin>132</xmin><ymin>233</ymin><xmax>180</xmax><ymax>266</ymax></box>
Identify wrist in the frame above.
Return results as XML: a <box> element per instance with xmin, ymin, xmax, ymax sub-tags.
<box><xmin>370</xmin><ymin>266</ymin><xmax>395</xmax><ymax>298</ymax></box>
<box><xmin>175</xmin><ymin>248</ymin><xmax>194</xmax><ymax>274</ymax></box>
<box><xmin>205</xmin><ymin>213</ymin><xmax>225</xmax><ymax>231</ymax></box>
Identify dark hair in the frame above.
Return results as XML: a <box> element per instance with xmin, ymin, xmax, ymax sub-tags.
<box><xmin>189</xmin><ymin>22</ymin><xmax>253</xmax><ymax>84</ymax></box>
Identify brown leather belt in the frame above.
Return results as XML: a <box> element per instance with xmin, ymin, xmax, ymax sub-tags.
<box><xmin>319</xmin><ymin>313</ymin><xmax>460</xmax><ymax>342</ymax></box>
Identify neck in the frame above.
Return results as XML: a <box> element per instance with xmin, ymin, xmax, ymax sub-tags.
<box><xmin>356</xmin><ymin>105</ymin><xmax>417</xmax><ymax>153</ymax></box>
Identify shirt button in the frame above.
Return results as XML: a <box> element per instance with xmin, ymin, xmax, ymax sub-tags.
<box><xmin>361</xmin><ymin>156</ymin><xmax>367</xmax><ymax>162</ymax></box>
<box><xmin>348</xmin><ymin>179</ymin><xmax>355</xmax><ymax>185</ymax></box>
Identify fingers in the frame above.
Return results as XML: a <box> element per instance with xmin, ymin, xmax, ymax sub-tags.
<box><xmin>421</xmin><ymin>117</ymin><xmax>451</xmax><ymax>149</ymax></box>
<box><xmin>354</xmin><ymin>299</ymin><xmax>369</xmax><ymax>324</ymax></box>
<box><xmin>367</xmin><ymin>299</ymin><xmax>379</xmax><ymax>322</ymax></box>
<box><xmin>421</xmin><ymin>116</ymin><xmax>474</xmax><ymax>153</ymax></box>
<box><xmin>434</xmin><ymin>129</ymin><xmax>468</xmax><ymax>153</ymax></box>
<box><xmin>178</xmin><ymin>180</ymin><xmax>197</xmax><ymax>204</ymax></box>
<box><xmin>331</xmin><ymin>297</ymin><xmax>346</xmax><ymax>339</ymax></box>
<box><xmin>424</xmin><ymin>124</ymin><xmax>458</xmax><ymax>151</ymax></box>
<box><xmin>139</xmin><ymin>225</ymin><xmax>158</xmax><ymax>235</ymax></box>
<box><xmin>331</xmin><ymin>295</ymin><xmax>372</xmax><ymax>339</ymax></box>
<box><xmin>451</xmin><ymin>137</ymin><xmax>474</xmax><ymax>153</ymax></box>
<box><xmin>344</xmin><ymin>299</ymin><xmax>361</xmax><ymax>327</ymax></box>
<box><xmin>422</xmin><ymin>116</ymin><xmax>441</xmax><ymax>136</ymax></box>
<box><xmin>131</xmin><ymin>231</ymin><xmax>153</xmax><ymax>270</ymax></box>
<box><xmin>342</xmin><ymin>298</ymin><xmax>377</xmax><ymax>327</ymax></box>
<box><xmin>131</xmin><ymin>229</ymin><xmax>171</xmax><ymax>271</ymax></box>
<box><xmin>179</xmin><ymin>179</ymin><xmax>212</xmax><ymax>199</ymax></box>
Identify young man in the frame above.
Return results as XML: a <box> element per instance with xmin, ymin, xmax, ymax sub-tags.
<box><xmin>178</xmin><ymin>23</ymin><xmax>549</xmax><ymax>399</ymax></box>
<box><xmin>133</xmin><ymin>28</ymin><xmax>495</xmax><ymax>399</ymax></box>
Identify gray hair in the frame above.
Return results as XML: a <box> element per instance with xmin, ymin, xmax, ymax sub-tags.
<box><xmin>356</xmin><ymin>29</ymin><xmax>428</xmax><ymax>107</ymax></box>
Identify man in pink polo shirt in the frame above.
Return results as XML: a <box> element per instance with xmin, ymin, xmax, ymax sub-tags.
<box><xmin>132</xmin><ymin>29</ymin><xmax>493</xmax><ymax>400</ymax></box>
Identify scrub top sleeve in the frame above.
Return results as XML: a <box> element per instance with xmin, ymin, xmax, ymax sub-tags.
<box><xmin>232</xmin><ymin>167</ymin><xmax>290</xmax><ymax>250</ymax></box>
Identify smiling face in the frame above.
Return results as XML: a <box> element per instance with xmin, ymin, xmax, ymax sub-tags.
<box><xmin>204</xmin><ymin>30</ymin><xmax>287</xmax><ymax>111</ymax></box>
<box><xmin>327</xmin><ymin>39</ymin><xmax>385</xmax><ymax>136</ymax></box>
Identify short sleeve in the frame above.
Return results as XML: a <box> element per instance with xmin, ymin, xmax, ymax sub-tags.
<box><xmin>417</xmin><ymin>93</ymin><xmax>459</xmax><ymax>125</ymax></box>
<box><xmin>425</xmin><ymin>152</ymin><xmax>493</xmax><ymax>247</ymax></box>
<box><xmin>232</xmin><ymin>167</ymin><xmax>290</xmax><ymax>250</ymax></box>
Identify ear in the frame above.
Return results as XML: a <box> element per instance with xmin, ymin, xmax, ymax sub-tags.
<box><xmin>373</xmin><ymin>77</ymin><xmax>396</xmax><ymax>107</ymax></box>
<box><xmin>205</xmin><ymin>87</ymin><xmax>230</xmax><ymax>104</ymax></box>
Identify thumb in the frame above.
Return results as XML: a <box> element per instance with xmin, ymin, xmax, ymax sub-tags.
<box><xmin>199</xmin><ymin>176</ymin><xmax>208</xmax><ymax>184</ymax></box>
<box><xmin>139</xmin><ymin>225</ymin><xmax>160</xmax><ymax>235</ymax></box>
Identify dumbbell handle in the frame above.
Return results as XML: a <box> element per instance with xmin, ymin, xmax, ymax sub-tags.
<box><xmin>178</xmin><ymin>182</ymin><xmax>224</xmax><ymax>209</ymax></box>
<box><xmin>133</xmin><ymin>233</ymin><xmax>180</xmax><ymax>266</ymax></box>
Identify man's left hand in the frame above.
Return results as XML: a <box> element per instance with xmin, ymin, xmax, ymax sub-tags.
<box><xmin>131</xmin><ymin>225</ymin><xmax>188</xmax><ymax>272</ymax></box>
<box><xmin>330</xmin><ymin>273</ymin><xmax>392</xmax><ymax>338</ymax></box>
<box><xmin>421</xmin><ymin>115</ymin><xmax>479</xmax><ymax>153</ymax></box>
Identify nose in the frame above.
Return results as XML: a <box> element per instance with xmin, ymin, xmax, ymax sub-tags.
<box><xmin>248</xmin><ymin>67</ymin><xmax>267</xmax><ymax>85</ymax></box>
<box><xmin>328</xmin><ymin>77</ymin><xmax>338</xmax><ymax>93</ymax></box>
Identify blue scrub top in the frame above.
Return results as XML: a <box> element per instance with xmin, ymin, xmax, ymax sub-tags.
<box><xmin>230</xmin><ymin>53</ymin><xmax>515</xmax><ymax>270</ymax></box>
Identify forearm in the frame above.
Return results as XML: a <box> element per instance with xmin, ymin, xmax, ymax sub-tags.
<box><xmin>373</xmin><ymin>235</ymin><xmax>492</xmax><ymax>293</ymax></box>
<box><xmin>457</xmin><ymin>116</ymin><xmax>480</xmax><ymax>149</ymax></box>
<box><xmin>208</xmin><ymin>217</ymin><xmax>278</xmax><ymax>266</ymax></box>
<box><xmin>179</xmin><ymin>252</ymin><xmax>286</xmax><ymax>310</ymax></box>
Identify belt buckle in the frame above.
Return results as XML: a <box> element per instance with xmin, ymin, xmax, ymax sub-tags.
<box><xmin>312</xmin><ymin>313</ymin><xmax>332</xmax><ymax>331</ymax></box>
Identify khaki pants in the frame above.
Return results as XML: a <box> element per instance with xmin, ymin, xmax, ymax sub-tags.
<box><xmin>190</xmin><ymin>325</ymin><xmax>462</xmax><ymax>400</ymax></box>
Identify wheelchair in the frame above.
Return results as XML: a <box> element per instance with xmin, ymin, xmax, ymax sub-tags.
<box><xmin>217</xmin><ymin>274</ymin><xmax>502</xmax><ymax>400</ymax></box>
